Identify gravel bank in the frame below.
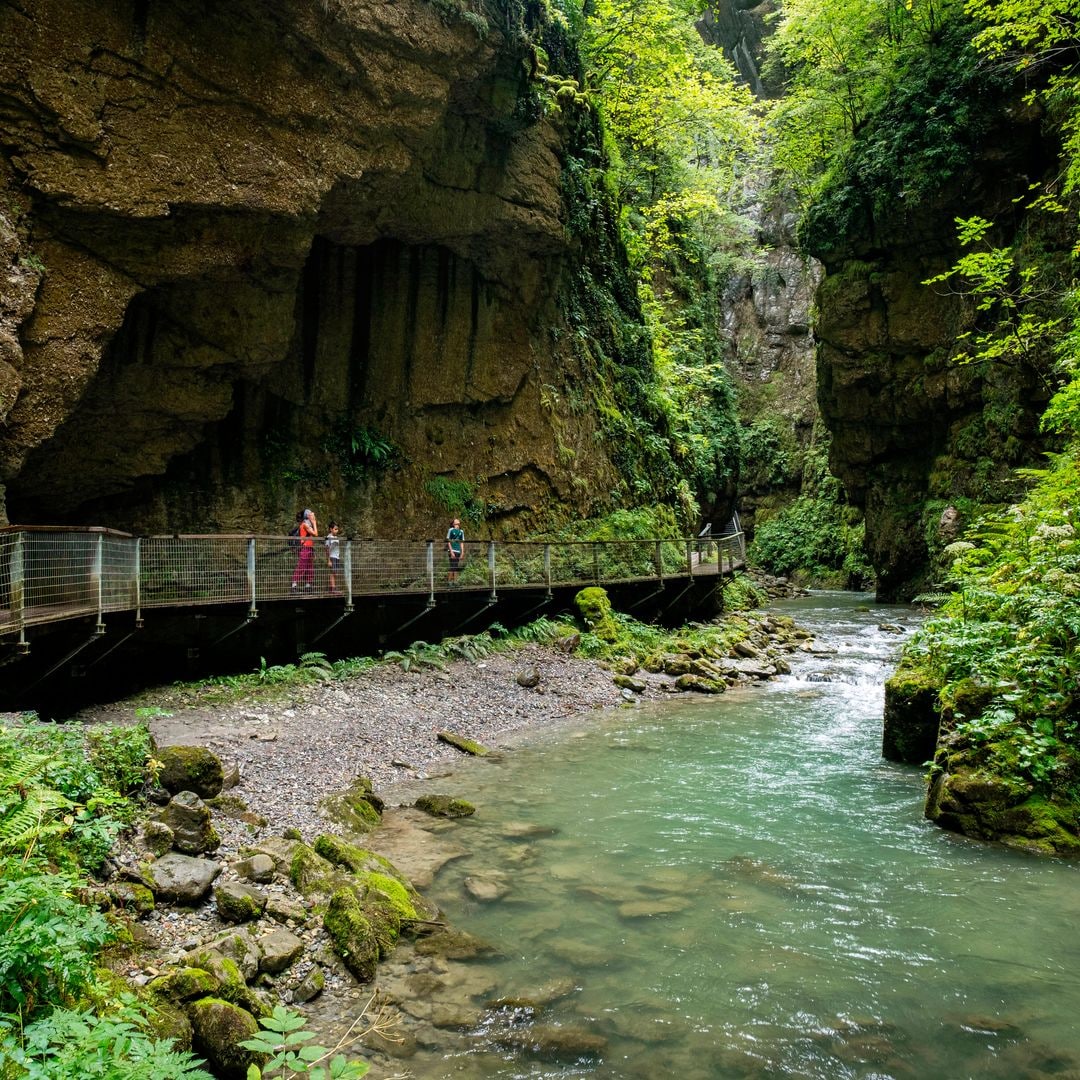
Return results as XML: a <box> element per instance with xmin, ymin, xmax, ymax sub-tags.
<box><xmin>75</xmin><ymin>643</ymin><xmax>640</xmax><ymax>841</ymax></box>
<box><xmin>60</xmin><ymin>643</ymin><xmax>649</xmax><ymax>1071</ymax></box>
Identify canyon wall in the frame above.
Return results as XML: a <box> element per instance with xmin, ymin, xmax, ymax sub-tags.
<box><xmin>0</xmin><ymin>0</ymin><xmax>631</xmax><ymax>537</ymax></box>
<box><xmin>806</xmin><ymin>96</ymin><xmax>1060</xmax><ymax>600</ymax></box>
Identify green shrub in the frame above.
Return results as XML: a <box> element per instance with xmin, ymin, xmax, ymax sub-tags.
<box><xmin>0</xmin><ymin>997</ymin><xmax>212</xmax><ymax>1079</ymax></box>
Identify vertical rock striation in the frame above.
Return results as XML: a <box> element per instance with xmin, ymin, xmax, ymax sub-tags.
<box><xmin>0</xmin><ymin>0</ymin><xmax>631</xmax><ymax>534</ymax></box>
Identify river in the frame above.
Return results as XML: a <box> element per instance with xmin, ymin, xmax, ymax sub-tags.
<box><xmin>372</xmin><ymin>592</ymin><xmax>1080</xmax><ymax>1079</ymax></box>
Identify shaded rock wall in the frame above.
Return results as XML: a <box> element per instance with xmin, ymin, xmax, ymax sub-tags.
<box><xmin>722</xmin><ymin>193</ymin><xmax>821</xmax><ymax>534</ymax></box>
<box><xmin>0</xmin><ymin>0</ymin><xmax>625</xmax><ymax>536</ymax></box>
<box><xmin>809</xmin><ymin>105</ymin><xmax>1058</xmax><ymax>600</ymax></box>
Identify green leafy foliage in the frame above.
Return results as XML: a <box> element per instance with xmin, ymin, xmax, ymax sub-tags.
<box><xmin>0</xmin><ymin>865</ymin><xmax>112</xmax><ymax>1016</ymax></box>
<box><xmin>750</xmin><ymin>496</ymin><xmax>872</xmax><ymax>587</ymax></box>
<box><xmin>321</xmin><ymin>421</ymin><xmax>399</xmax><ymax>483</ymax></box>
<box><xmin>787</xmin><ymin>12</ymin><xmax>1009</xmax><ymax>252</ymax></box>
<box><xmin>905</xmin><ymin>449</ymin><xmax>1080</xmax><ymax>792</ymax></box>
<box><xmin>922</xmin><ymin>213</ymin><xmax>1067</xmax><ymax>388</ymax></box>
<box><xmin>747</xmin><ymin>434</ymin><xmax>874</xmax><ymax>587</ymax></box>
<box><xmin>240</xmin><ymin>1005</ymin><xmax>369</xmax><ymax>1079</ymax></box>
<box><xmin>0</xmin><ymin>997</ymin><xmax>212</xmax><ymax>1079</ymax></box>
<box><xmin>424</xmin><ymin>477</ymin><xmax>487</xmax><ymax>526</ymax></box>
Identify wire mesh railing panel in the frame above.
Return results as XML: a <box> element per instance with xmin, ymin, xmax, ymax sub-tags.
<box><xmin>140</xmin><ymin>537</ymin><xmax>250</xmax><ymax>608</ymax></box>
<box><xmin>492</xmin><ymin>542</ymin><xmax>548</xmax><ymax>588</ymax></box>
<box><xmin>659</xmin><ymin>540</ymin><xmax>690</xmax><ymax>575</ymax></box>
<box><xmin>0</xmin><ymin>527</ymin><xmax>746</xmax><ymax>636</ymax></box>
<box><xmin>546</xmin><ymin>542</ymin><xmax>597</xmax><ymax>586</ymax></box>
<box><xmin>0</xmin><ymin>532</ymin><xmax>18</xmax><ymax>632</ymax></box>
<box><xmin>22</xmin><ymin>531</ymin><xmax>99</xmax><ymax>624</ymax></box>
<box><xmin>252</xmin><ymin>535</ymin><xmax>303</xmax><ymax>600</ymax></box>
<box><xmin>595</xmin><ymin>541</ymin><xmax>667</xmax><ymax>582</ymax></box>
<box><xmin>352</xmin><ymin>540</ymin><xmax>432</xmax><ymax>595</ymax></box>
<box><xmin>101</xmin><ymin>534</ymin><xmax>138</xmax><ymax>613</ymax></box>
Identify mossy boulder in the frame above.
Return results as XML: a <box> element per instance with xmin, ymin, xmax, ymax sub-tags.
<box><xmin>188</xmin><ymin>997</ymin><xmax>264</xmax><ymax>1080</ymax></box>
<box><xmin>674</xmin><ymin>674</ymin><xmax>725</xmax><ymax>694</ymax></box>
<box><xmin>156</xmin><ymin>745</ymin><xmax>224</xmax><ymax>799</ymax></box>
<box><xmin>145</xmin><ymin>998</ymin><xmax>194</xmax><ymax>1051</ymax></box>
<box><xmin>289</xmin><ymin>842</ymin><xmax>352</xmax><ymax>898</ymax></box>
<box><xmin>148</xmin><ymin>967</ymin><xmax>219</xmax><ymax>1003</ymax></box>
<box><xmin>323</xmin><ymin>887</ymin><xmax>381</xmax><ymax>982</ymax></box>
<box><xmin>574</xmin><ymin>587</ymin><xmax>620</xmax><ymax>643</ymax></box>
<box><xmin>184</xmin><ymin>948</ymin><xmax>269</xmax><ymax>1017</ymax></box>
<box><xmin>927</xmin><ymin>764</ymin><xmax>1080</xmax><ymax>855</ymax></box>
<box><xmin>108</xmin><ymin>881</ymin><xmax>155</xmax><ymax>913</ymax></box>
<box><xmin>415</xmin><ymin>794</ymin><xmax>476</xmax><ymax>818</ymax></box>
<box><xmin>214</xmin><ymin>882</ymin><xmax>267</xmax><ymax>924</ymax></box>
<box><xmin>320</xmin><ymin>778</ymin><xmax>383</xmax><ymax>834</ymax></box>
<box><xmin>883</xmin><ymin>659</ymin><xmax>943</xmax><ymax>764</ymax></box>
<box><xmin>314</xmin><ymin>835</ymin><xmax>437</xmax><ymax>925</ymax></box>
<box><xmin>313</xmin><ymin>834</ymin><xmax>397</xmax><ymax>876</ymax></box>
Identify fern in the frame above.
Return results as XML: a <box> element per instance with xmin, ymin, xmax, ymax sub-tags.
<box><xmin>4</xmin><ymin>997</ymin><xmax>213</xmax><ymax>1079</ymax></box>
<box><xmin>0</xmin><ymin>746</ymin><xmax>73</xmax><ymax>860</ymax></box>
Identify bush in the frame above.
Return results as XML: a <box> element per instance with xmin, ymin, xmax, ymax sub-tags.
<box><xmin>749</xmin><ymin>495</ymin><xmax>873</xmax><ymax>587</ymax></box>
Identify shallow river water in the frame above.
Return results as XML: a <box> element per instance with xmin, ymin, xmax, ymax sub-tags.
<box><xmin>384</xmin><ymin>593</ymin><xmax>1080</xmax><ymax>1079</ymax></box>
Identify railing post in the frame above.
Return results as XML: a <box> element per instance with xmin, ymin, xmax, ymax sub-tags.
<box><xmin>426</xmin><ymin>540</ymin><xmax>436</xmax><ymax>606</ymax></box>
<box><xmin>654</xmin><ymin>540</ymin><xmax>663</xmax><ymax>583</ymax></box>
<box><xmin>10</xmin><ymin>532</ymin><xmax>25</xmax><ymax>649</ymax></box>
<box><xmin>134</xmin><ymin>537</ymin><xmax>143</xmax><ymax>626</ymax></box>
<box><xmin>488</xmin><ymin>540</ymin><xmax>497</xmax><ymax>602</ymax></box>
<box><xmin>543</xmin><ymin>543</ymin><xmax>552</xmax><ymax>597</ymax></box>
<box><xmin>344</xmin><ymin>539</ymin><xmax>354</xmax><ymax>612</ymax></box>
<box><xmin>685</xmin><ymin>539</ymin><xmax>694</xmax><ymax>578</ymax></box>
<box><xmin>92</xmin><ymin>533</ymin><xmax>106</xmax><ymax>633</ymax></box>
<box><xmin>593</xmin><ymin>542</ymin><xmax>600</xmax><ymax>583</ymax></box>
<box><xmin>247</xmin><ymin>537</ymin><xmax>257</xmax><ymax>618</ymax></box>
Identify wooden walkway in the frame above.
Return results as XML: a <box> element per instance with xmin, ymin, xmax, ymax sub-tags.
<box><xmin>0</xmin><ymin>527</ymin><xmax>745</xmax><ymax>648</ymax></box>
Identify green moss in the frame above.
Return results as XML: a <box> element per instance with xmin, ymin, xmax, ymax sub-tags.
<box><xmin>323</xmin><ymin>888</ymin><xmax>381</xmax><ymax>982</ymax></box>
<box><xmin>288</xmin><ymin>842</ymin><xmax>344</xmax><ymax>896</ymax></box>
<box><xmin>156</xmin><ymin>745</ymin><xmax>223</xmax><ymax>798</ymax></box>
<box><xmin>188</xmin><ymin>997</ymin><xmax>264</xmax><ymax>1075</ymax></box>
<box><xmin>415</xmin><ymin>794</ymin><xmax>476</xmax><ymax>818</ymax></box>
<box><xmin>148</xmin><ymin>967</ymin><xmax>219</xmax><ymax>1003</ymax></box>
<box><xmin>358</xmin><ymin>870</ymin><xmax>419</xmax><ymax>923</ymax></box>
<box><xmin>312</xmin><ymin>834</ymin><xmax>397</xmax><ymax>876</ymax></box>
<box><xmin>574</xmin><ymin>587</ymin><xmax>620</xmax><ymax>643</ymax></box>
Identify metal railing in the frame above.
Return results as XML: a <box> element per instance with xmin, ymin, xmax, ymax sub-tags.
<box><xmin>0</xmin><ymin>525</ymin><xmax>746</xmax><ymax>643</ymax></box>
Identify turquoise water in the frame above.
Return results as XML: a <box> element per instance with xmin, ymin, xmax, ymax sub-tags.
<box><xmin>398</xmin><ymin>594</ymin><xmax>1080</xmax><ymax>1079</ymax></box>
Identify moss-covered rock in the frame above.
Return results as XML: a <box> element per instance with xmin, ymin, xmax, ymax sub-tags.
<box><xmin>436</xmin><ymin>731</ymin><xmax>490</xmax><ymax>756</ymax></box>
<box><xmin>882</xmin><ymin>659</ymin><xmax>942</xmax><ymax>764</ymax></box>
<box><xmin>323</xmin><ymin>887</ymin><xmax>381</xmax><ymax>982</ymax></box>
<box><xmin>145</xmin><ymin>998</ymin><xmax>194</xmax><ymax>1051</ymax></box>
<box><xmin>148</xmin><ymin>967</ymin><xmax>220</xmax><ymax>1003</ymax></box>
<box><xmin>314</xmin><ymin>834</ymin><xmax>437</xmax><ymax>926</ymax></box>
<box><xmin>320</xmin><ymin>778</ymin><xmax>383</xmax><ymax>834</ymax></box>
<box><xmin>415</xmin><ymin>794</ymin><xmax>476</xmax><ymax>818</ymax></box>
<box><xmin>289</xmin><ymin>842</ymin><xmax>351</xmax><ymax>898</ymax></box>
<box><xmin>214</xmin><ymin>881</ymin><xmax>267</xmax><ymax>923</ymax></box>
<box><xmin>927</xmin><ymin>763</ymin><xmax>1080</xmax><ymax>855</ymax></box>
<box><xmin>184</xmin><ymin>949</ymin><xmax>269</xmax><ymax>1018</ymax></box>
<box><xmin>188</xmin><ymin>997</ymin><xmax>264</xmax><ymax>1080</ymax></box>
<box><xmin>108</xmin><ymin>881</ymin><xmax>156</xmax><ymax>913</ymax></box>
<box><xmin>156</xmin><ymin>745</ymin><xmax>224</xmax><ymax>799</ymax></box>
<box><xmin>674</xmin><ymin>673</ymin><xmax>725</xmax><ymax>693</ymax></box>
<box><xmin>574</xmin><ymin>587</ymin><xmax>620</xmax><ymax>643</ymax></box>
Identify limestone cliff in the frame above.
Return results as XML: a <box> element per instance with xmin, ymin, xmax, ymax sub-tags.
<box><xmin>0</xmin><ymin>0</ymin><xmax>638</xmax><ymax>536</ymax></box>
<box><xmin>805</xmin><ymin>83</ymin><xmax>1060</xmax><ymax>600</ymax></box>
